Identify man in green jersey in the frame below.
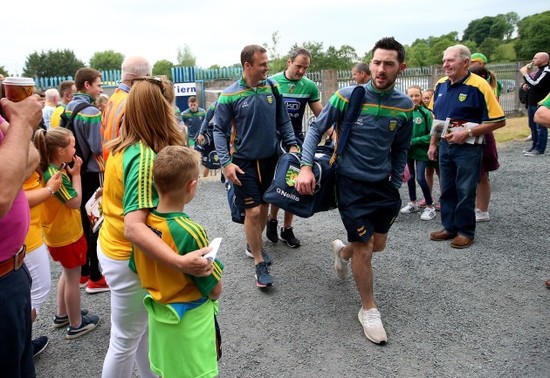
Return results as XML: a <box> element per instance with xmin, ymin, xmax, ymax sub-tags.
<box><xmin>266</xmin><ymin>48</ymin><xmax>323</xmax><ymax>248</ymax></box>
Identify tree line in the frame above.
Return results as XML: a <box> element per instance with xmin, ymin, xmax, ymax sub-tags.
<box><xmin>1</xmin><ymin>11</ymin><xmax>548</xmax><ymax>81</ymax></box>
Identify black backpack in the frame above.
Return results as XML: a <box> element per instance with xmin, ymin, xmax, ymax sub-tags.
<box><xmin>518</xmin><ymin>85</ymin><xmax>528</xmax><ymax>107</ymax></box>
<box><xmin>60</xmin><ymin>102</ymin><xmax>93</xmax><ymax>163</ymax></box>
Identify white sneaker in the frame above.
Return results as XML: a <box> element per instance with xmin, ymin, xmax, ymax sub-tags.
<box><xmin>400</xmin><ymin>202</ymin><xmax>420</xmax><ymax>214</ymax></box>
<box><xmin>358</xmin><ymin>307</ymin><xmax>387</xmax><ymax>344</ymax></box>
<box><xmin>475</xmin><ymin>209</ymin><xmax>490</xmax><ymax>222</ymax></box>
<box><xmin>420</xmin><ymin>206</ymin><xmax>436</xmax><ymax>221</ymax></box>
<box><xmin>331</xmin><ymin>240</ymin><xmax>349</xmax><ymax>280</ymax></box>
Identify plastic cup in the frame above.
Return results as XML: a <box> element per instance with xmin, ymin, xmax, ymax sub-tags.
<box><xmin>2</xmin><ymin>77</ymin><xmax>35</xmax><ymax>102</ymax></box>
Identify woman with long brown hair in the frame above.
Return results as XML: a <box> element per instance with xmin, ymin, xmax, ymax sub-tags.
<box><xmin>97</xmin><ymin>77</ymin><xmax>213</xmax><ymax>377</ymax></box>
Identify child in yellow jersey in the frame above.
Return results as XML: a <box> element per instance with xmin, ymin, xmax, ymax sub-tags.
<box><xmin>33</xmin><ymin>128</ymin><xmax>101</xmax><ymax>339</ymax></box>
<box><xmin>23</xmin><ymin>170</ymin><xmax>60</xmax><ymax>321</ymax></box>
<box><xmin>133</xmin><ymin>146</ymin><xmax>223</xmax><ymax>378</ymax></box>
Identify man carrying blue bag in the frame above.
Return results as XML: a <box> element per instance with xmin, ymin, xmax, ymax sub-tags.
<box><xmin>295</xmin><ymin>37</ymin><xmax>413</xmax><ymax>345</ymax></box>
<box><xmin>263</xmin><ymin>144</ymin><xmax>336</xmax><ymax>218</ymax></box>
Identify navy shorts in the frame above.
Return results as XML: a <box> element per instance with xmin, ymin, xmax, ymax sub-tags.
<box><xmin>336</xmin><ymin>175</ymin><xmax>401</xmax><ymax>243</ymax></box>
<box><xmin>232</xmin><ymin>154</ymin><xmax>278</xmax><ymax>209</ymax></box>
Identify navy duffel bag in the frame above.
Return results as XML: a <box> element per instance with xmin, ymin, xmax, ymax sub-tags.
<box><xmin>263</xmin><ymin>146</ymin><xmax>336</xmax><ymax>218</ymax></box>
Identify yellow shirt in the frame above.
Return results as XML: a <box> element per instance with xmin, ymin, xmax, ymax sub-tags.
<box><xmin>41</xmin><ymin>165</ymin><xmax>83</xmax><ymax>247</ymax></box>
<box><xmin>23</xmin><ymin>171</ymin><xmax>44</xmax><ymax>253</ymax></box>
<box><xmin>50</xmin><ymin>104</ymin><xmax>65</xmax><ymax>128</ymax></box>
<box><xmin>99</xmin><ymin>142</ymin><xmax>158</xmax><ymax>260</ymax></box>
<box><xmin>134</xmin><ymin>211</ymin><xmax>212</xmax><ymax>304</ymax></box>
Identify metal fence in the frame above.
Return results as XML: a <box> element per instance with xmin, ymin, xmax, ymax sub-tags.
<box><xmin>34</xmin><ymin>62</ymin><xmax>524</xmax><ymax>120</ymax></box>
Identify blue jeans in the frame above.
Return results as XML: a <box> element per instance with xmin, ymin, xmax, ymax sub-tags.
<box><xmin>528</xmin><ymin>105</ymin><xmax>547</xmax><ymax>153</ymax></box>
<box><xmin>0</xmin><ymin>265</ymin><xmax>35</xmax><ymax>378</ymax></box>
<box><xmin>439</xmin><ymin>141</ymin><xmax>483</xmax><ymax>238</ymax></box>
<box><xmin>406</xmin><ymin>159</ymin><xmax>433</xmax><ymax>205</ymax></box>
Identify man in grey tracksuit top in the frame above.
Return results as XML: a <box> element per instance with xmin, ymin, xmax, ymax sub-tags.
<box><xmin>214</xmin><ymin>44</ymin><xmax>298</xmax><ymax>288</ymax></box>
<box><xmin>296</xmin><ymin>37</ymin><xmax>413</xmax><ymax>345</ymax></box>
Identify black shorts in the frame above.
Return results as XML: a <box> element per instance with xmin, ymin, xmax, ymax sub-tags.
<box><xmin>232</xmin><ymin>154</ymin><xmax>278</xmax><ymax>209</ymax></box>
<box><xmin>336</xmin><ymin>175</ymin><xmax>401</xmax><ymax>243</ymax></box>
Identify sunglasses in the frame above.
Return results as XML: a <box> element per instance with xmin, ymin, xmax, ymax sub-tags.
<box><xmin>133</xmin><ymin>76</ymin><xmax>165</xmax><ymax>94</ymax></box>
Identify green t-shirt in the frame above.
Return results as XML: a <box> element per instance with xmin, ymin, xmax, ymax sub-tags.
<box><xmin>270</xmin><ymin>71</ymin><xmax>320</xmax><ymax>135</ymax></box>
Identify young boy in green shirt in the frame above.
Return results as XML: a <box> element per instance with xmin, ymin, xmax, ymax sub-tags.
<box><xmin>133</xmin><ymin>146</ymin><xmax>223</xmax><ymax>378</ymax></box>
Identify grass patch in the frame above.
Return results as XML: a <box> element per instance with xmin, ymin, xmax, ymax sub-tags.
<box><xmin>494</xmin><ymin>116</ymin><xmax>530</xmax><ymax>144</ymax></box>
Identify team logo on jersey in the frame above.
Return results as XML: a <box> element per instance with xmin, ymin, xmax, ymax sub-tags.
<box><xmin>267</xmin><ymin>95</ymin><xmax>273</xmax><ymax>104</ymax></box>
<box><xmin>414</xmin><ymin>116</ymin><xmax>423</xmax><ymax>124</ymax></box>
<box><xmin>388</xmin><ymin>120</ymin><xmax>398</xmax><ymax>131</ymax></box>
<box><xmin>289</xmin><ymin>84</ymin><xmax>295</xmax><ymax>94</ymax></box>
<box><xmin>458</xmin><ymin>93</ymin><xmax>468</xmax><ymax>102</ymax></box>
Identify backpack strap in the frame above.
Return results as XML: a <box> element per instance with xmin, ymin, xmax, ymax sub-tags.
<box><xmin>268</xmin><ymin>79</ymin><xmax>283</xmax><ymax>124</ymax></box>
<box><xmin>330</xmin><ymin>85</ymin><xmax>366</xmax><ymax>164</ymax></box>
<box><xmin>63</xmin><ymin>102</ymin><xmax>93</xmax><ymax>163</ymax></box>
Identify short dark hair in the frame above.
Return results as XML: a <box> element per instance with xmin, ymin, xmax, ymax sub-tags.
<box><xmin>74</xmin><ymin>68</ymin><xmax>101</xmax><ymax>91</ymax></box>
<box><xmin>59</xmin><ymin>80</ymin><xmax>75</xmax><ymax>97</ymax></box>
<box><xmin>289</xmin><ymin>47</ymin><xmax>311</xmax><ymax>62</ymax></box>
<box><xmin>353</xmin><ymin>62</ymin><xmax>371</xmax><ymax>75</ymax></box>
<box><xmin>240</xmin><ymin>45</ymin><xmax>267</xmax><ymax>67</ymax></box>
<box><xmin>469</xmin><ymin>65</ymin><xmax>489</xmax><ymax>80</ymax></box>
<box><xmin>372</xmin><ymin>37</ymin><xmax>406</xmax><ymax>63</ymax></box>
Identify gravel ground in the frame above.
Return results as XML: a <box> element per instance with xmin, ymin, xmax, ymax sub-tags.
<box><xmin>33</xmin><ymin>140</ymin><xmax>550</xmax><ymax>378</ymax></box>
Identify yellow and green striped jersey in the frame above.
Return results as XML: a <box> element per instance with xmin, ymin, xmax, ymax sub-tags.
<box><xmin>134</xmin><ymin>210</ymin><xmax>224</xmax><ymax>304</ymax></box>
<box><xmin>99</xmin><ymin>141</ymin><xmax>158</xmax><ymax>260</ymax></box>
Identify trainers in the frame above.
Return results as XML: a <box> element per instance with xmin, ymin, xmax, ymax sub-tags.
<box><xmin>475</xmin><ymin>209</ymin><xmax>491</xmax><ymax>222</ymax></box>
<box><xmin>32</xmin><ymin>336</ymin><xmax>49</xmax><ymax>358</ymax></box>
<box><xmin>254</xmin><ymin>262</ymin><xmax>273</xmax><ymax>288</ymax></box>
<box><xmin>279</xmin><ymin>227</ymin><xmax>301</xmax><ymax>248</ymax></box>
<box><xmin>85</xmin><ymin>276</ymin><xmax>110</xmax><ymax>294</ymax></box>
<box><xmin>53</xmin><ymin>309</ymin><xmax>90</xmax><ymax>328</ymax></box>
<box><xmin>420</xmin><ymin>207</ymin><xmax>436</xmax><ymax>221</ymax></box>
<box><xmin>331</xmin><ymin>239</ymin><xmax>349</xmax><ymax>280</ymax></box>
<box><xmin>79</xmin><ymin>275</ymin><xmax>89</xmax><ymax>288</ymax></box>
<box><xmin>66</xmin><ymin>313</ymin><xmax>101</xmax><ymax>340</ymax></box>
<box><xmin>245</xmin><ymin>244</ymin><xmax>272</xmax><ymax>265</ymax></box>
<box><xmin>400</xmin><ymin>202</ymin><xmax>420</xmax><ymax>214</ymax></box>
<box><xmin>358</xmin><ymin>307</ymin><xmax>387</xmax><ymax>344</ymax></box>
<box><xmin>524</xmin><ymin>150</ymin><xmax>544</xmax><ymax>156</ymax></box>
<box><xmin>266</xmin><ymin>219</ymin><xmax>279</xmax><ymax>243</ymax></box>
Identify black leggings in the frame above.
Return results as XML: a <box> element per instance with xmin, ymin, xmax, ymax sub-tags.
<box><xmin>80</xmin><ymin>171</ymin><xmax>102</xmax><ymax>281</ymax></box>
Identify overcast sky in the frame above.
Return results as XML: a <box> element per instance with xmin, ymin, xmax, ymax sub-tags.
<box><xmin>2</xmin><ymin>0</ymin><xmax>547</xmax><ymax>75</ymax></box>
